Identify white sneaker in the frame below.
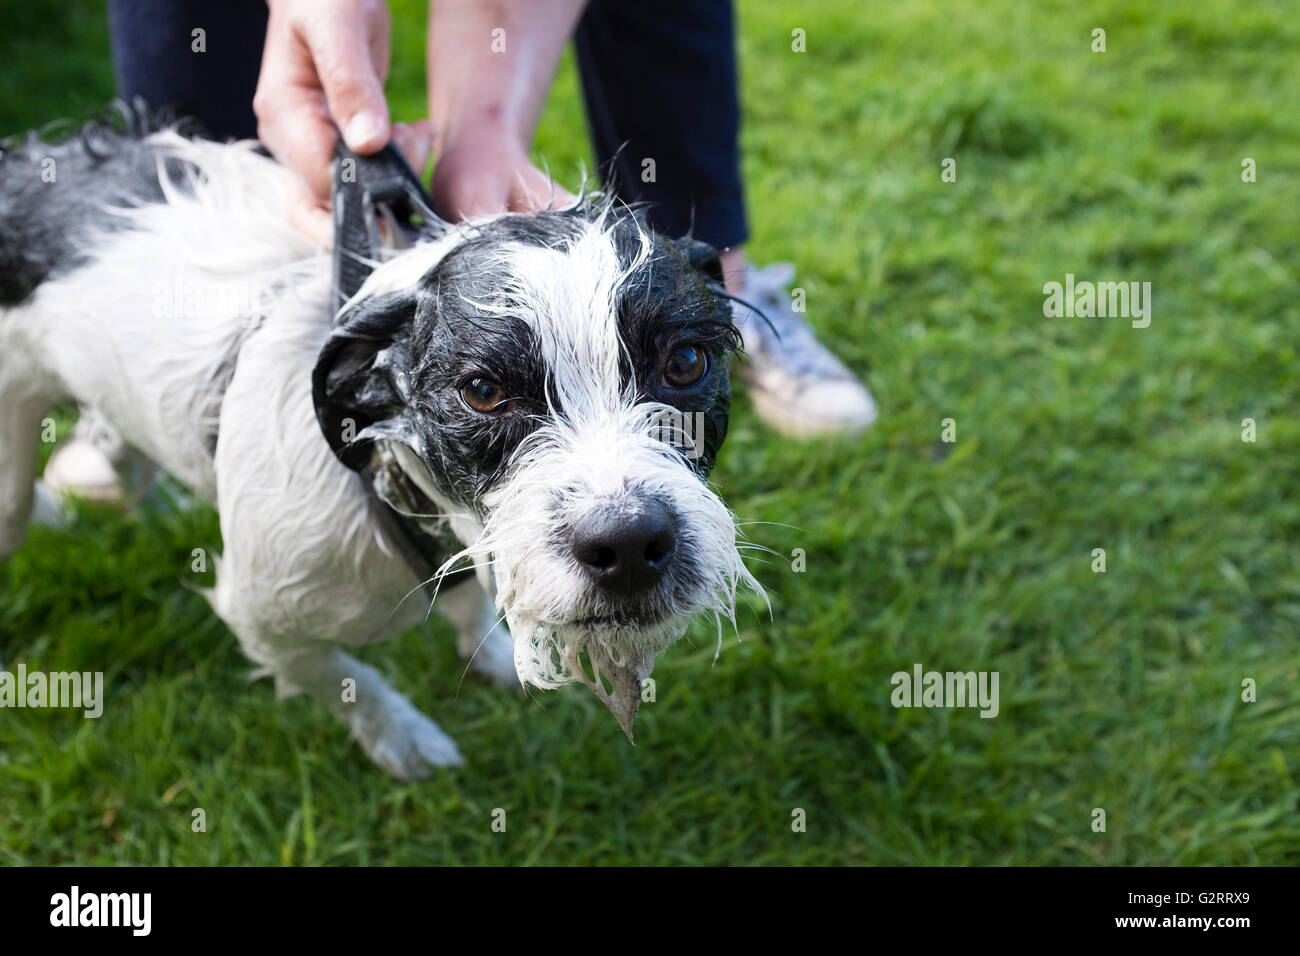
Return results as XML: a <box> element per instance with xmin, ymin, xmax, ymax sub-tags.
<box><xmin>731</xmin><ymin>262</ymin><xmax>878</xmax><ymax>437</ymax></box>
<box><xmin>42</xmin><ymin>409</ymin><xmax>154</xmax><ymax>507</ymax></box>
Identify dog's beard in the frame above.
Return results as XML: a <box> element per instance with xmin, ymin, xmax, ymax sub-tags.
<box><xmin>510</xmin><ymin>618</ymin><xmax>679</xmax><ymax>742</ymax></box>
<box><xmin>436</xmin><ymin>403</ymin><xmax>762</xmax><ymax>739</ymax></box>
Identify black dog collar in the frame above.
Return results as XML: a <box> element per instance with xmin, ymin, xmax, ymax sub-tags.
<box><xmin>329</xmin><ymin>141</ymin><xmax>442</xmax><ymax>313</ymax></box>
<box><xmin>316</xmin><ymin>142</ymin><xmax>473</xmax><ymax>593</ymax></box>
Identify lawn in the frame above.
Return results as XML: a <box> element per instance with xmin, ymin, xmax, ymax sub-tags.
<box><xmin>1</xmin><ymin>0</ymin><xmax>1296</xmax><ymax>865</ymax></box>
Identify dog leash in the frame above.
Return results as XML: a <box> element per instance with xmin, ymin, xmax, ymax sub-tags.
<box><xmin>329</xmin><ymin>140</ymin><xmax>442</xmax><ymax>316</ymax></box>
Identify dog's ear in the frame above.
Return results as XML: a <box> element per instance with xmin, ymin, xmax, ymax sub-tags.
<box><xmin>312</xmin><ymin>289</ymin><xmax>422</xmax><ymax>470</ymax></box>
<box><xmin>676</xmin><ymin>237</ymin><xmax>725</xmax><ymax>287</ymax></box>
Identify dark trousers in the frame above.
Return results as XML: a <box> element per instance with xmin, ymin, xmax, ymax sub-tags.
<box><xmin>107</xmin><ymin>0</ymin><xmax>748</xmax><ymax>249</ymax></box>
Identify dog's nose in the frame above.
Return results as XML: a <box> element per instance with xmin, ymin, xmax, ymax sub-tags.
<box><xmin>571</xmin><ymin>501</ymin><xmax>677</xmax><ymax>596</ymax></box>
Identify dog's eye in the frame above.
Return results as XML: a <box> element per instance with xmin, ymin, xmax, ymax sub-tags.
<box><xmin>661</xmin><ymin>345</ymin><xmax>709</xmax><ymax>389</ymax></box>
<box><xmin>461</xmin><ymin>377</ymin><xmax>506</xmax><ymax>413</ymax></box>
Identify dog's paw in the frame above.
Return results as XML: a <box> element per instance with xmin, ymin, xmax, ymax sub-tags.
<box><xmin>460</xmin><ymin>618</ymin><xmax>518</xmax><ymax>688</ymax></box>
<box><xmin>347</xmin><ymin>691</ymin><xmax>464</xmax><ymax>779</ymax></box>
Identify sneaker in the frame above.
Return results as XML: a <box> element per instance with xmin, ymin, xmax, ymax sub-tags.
<box><xmin>731</xmin><ymin>262</ymin><xmax>878</xmax><ymax>437</ymax></box>
<box><xmin>42</xmin><ymin>408</ymin><xmax>154</xmax><ymax>507</ymax></box>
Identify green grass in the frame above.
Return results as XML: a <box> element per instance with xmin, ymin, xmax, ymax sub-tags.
<box><xmin>2</xmin><ymin>0</ymin><xmax>1298</xmax><ymax>865</ymax></box>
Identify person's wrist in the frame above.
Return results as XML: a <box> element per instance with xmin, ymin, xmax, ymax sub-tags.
<box><xmin>434</xmin><ymin>105</ymin><xmax>530</xmax><ymax>161</ymax></box>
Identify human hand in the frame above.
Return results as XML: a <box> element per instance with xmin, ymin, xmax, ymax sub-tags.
<box><xmin>253</xmin><ymin>0</ymin><xmax>436</xmax><ymax>245</ymax></box>
<box><xmin>431</xmin><ymin>121</ymin><xmax>576</xmax><ymax>221</ymax></box>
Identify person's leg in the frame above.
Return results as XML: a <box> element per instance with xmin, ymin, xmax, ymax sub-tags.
<box><xmin>108</xmin><ymin>0</ymin><xmax>267</xmax><ymax>140</ymax></box>
<box><xmin>573</xmin><ymin>0</ymin><xmax>748</xmax><ymax>254</ymax></box>
<box><xmin>574</xmin><ymin>0</ymin><xmax>876</xmax><ymax>436</ymax></box>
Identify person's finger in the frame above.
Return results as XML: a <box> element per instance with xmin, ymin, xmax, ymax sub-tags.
<box><xmin>544</xmin><ymin>182</ymin><xmax>578</xmax><ymax>209</ymax></box>
<box><xmin>255</xmin><ymin>86</ymin><xmax>338</xmax><ymax>202</ymax></box>
<box><xmin>507</xmin><ymin>165</ymin><xmax>577</xmax><ymax>214</ymax></box>
<box><xmin>391</xmin><ymin>120</ymin><xmax>436</xmax><ymax>178</ymax></box>
<box><xmin>445</xmin><ymin>178</ymin><xmax>512</xmax><ymax>220</ymax></box>
<box><xmin>287</xmin><ymin>176</ymin><xmax>333</xmax><ymax>248</ymax></box>
<box><xmin>305</xmin><ymin>20</ymin><xmax>390</xmax><ymax>153</ymax></box>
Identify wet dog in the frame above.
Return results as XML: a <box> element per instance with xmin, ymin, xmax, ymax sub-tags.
<box><xmin>0</xmin><ymin>110</ymin><xmax>761</xmax><ymax>777</ymax></box>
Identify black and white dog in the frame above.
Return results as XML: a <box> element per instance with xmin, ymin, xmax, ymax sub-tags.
<box><xmin>0</xmin><ymin>110</ymin><xmax>761</xmax><ymax>777</ymax></box>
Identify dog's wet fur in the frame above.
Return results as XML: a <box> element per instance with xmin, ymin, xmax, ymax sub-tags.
<box><xmin>0</xmin><ymin>106</ymin><xmax>761</xmax><ymax>776</ymax></box>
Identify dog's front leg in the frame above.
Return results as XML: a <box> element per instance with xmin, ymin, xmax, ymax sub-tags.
<box><xmin>249</xmin><ymin>641</ymin><xmax>464</xmax><ymax>777</ymax></box>
<box><xmin>210</xmin><ymin>567</ymin><xmax>467</xmax><ymax>779</ymax></box>
<box><xmin>209</xmin><ymin>474</ymin><xmax>468</xmax><ymax>778</ymax></box>
<box><xmin>212</xmin><ymin>290</ymin><xmax>465</xmax><ymax>778</ymax></box>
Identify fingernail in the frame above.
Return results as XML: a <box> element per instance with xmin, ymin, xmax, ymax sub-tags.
<box><xmin>344</xmin><ymin>111</ymin><xmax>386</xmax><ymax>150</ymax></box>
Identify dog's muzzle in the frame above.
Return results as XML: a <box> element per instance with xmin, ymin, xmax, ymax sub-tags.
<box><xmin>570</xmin><ymin>498</ymin><xmax>677</xmax><ymax>597</ymax></box>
